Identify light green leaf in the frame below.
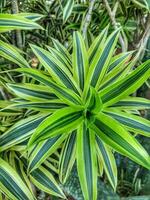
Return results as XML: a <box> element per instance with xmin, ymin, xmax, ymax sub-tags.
<box><xmin>30</xmin><ymin>45</ymin><xmax>80</xmax><ymax>94</ymax></box>
<box><xmin>0</xmin><ymin>13</ymin><xmax>43</xmax><ymax>32</ymax></box>
<box><xmin>77</xmin><ymin>123</ymin><xmax>97</xmax><ymax>200</ymax></box>
<box><xmin>62</xmin><ymin>0</ymin><xmax>74</xmax><ymax>22</ymax></box>
<box><xmin>0</xmin><ymin>114</ymin><xmax>46</xmax><ymax>152</ymax></box>
<box><xmin>0</xmin><ymin>158</ymin><xmax>34</xmax><ymax>200</ymax></box>
<box><xmin>59</xmin><ymin>131</ymin><xmax>76</xmax><ymax>183</ymax></box>
<box><xmin>100</xmin><ymin>59</ymin><xmax>150</xmax><ymax>107</ymax></box>
<box><xmin>73</xmin><ymin>31</ymin><xmax>88</xmax><ymax>90</ymax></box>
<box><xmin>0</xmin><ymin>40</ymin><xmax>30</xmax><ymax>68</ymax></box>
<box><xmin>112</xmin><ymin>96</ymin><xmax>150</xmax><ymax>110</ymax></box>
<box><xmin>90</xmin><ymin>112</ymin><xmax>150</xmax><ymax>169</ymax></box>
<box><xmin>16</xmin><ymin>68</ymin><xmax>82</xmax><ymax>106</ymax></box>
<box><xmin>96</xmin><ymin>136</ymin><xmax>117</xmax><ymax>190</ymax></box>
<box><xmin>105</xmin><ymin>108</ymin><xmax>150</xmax><ymax>137</ymax></box>
<box><xmin>28</xmin><ymin>107</ymin><xmax>83</xmax><ymax>146</ymax></box>
<box><xmin>28</xmin><ymin>133</ymin><xmax>67</xmax><ymax>172</ymax></box>
<box><xmin>30</xmin><ymin>166</ymin><xmax>65</xmax><ymax>198</ymax></box>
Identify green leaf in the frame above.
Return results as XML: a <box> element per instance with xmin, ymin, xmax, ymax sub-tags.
<box><xmin>73</xmin><ymin>31</ymin><xmax>88</xmax><ymax>90</ymax></box>
<box><xmin>100</xmin><ymin>52</ymin><xmax>133</xmax><ymax>89</ymax></box>
<box><xmin>47</xmin><ymin>46</ymin><xmax>72</xmax><ymax>72</ymax></box>
<box><xmin>0</xmin><ymin>40</ymin><xmax>30</xmax><ymax>68</ymax></box>
<box><xmin>15</xmin><ymin>13</ymin><xmax>43</xmax><ymax>21</ymax></box>
<box><xmin>16</xmin><ymin>68</ymin><xmax>82</xmax><ymax>106</ymax></box>
<box><xmin>10</xmin><ymin>100</ymin><xmax>67</xmax><ymax>112</ymax></box>
<box><xmin>0</xmin><ymin>158</ymin><xmax>34</xmax><ymax>200</ymax></box>
<box><xmin>77</xmin><ymin>123</ymin><xmax>97</xmax><ymax>200</ymax></box>
<box><xmin>96</xmin><ymin>136</ymin><xmax>117</xmax><ymax>190</ymax></box>
<box><xmin>112</xmin><ymin>96</ymin><xmax>150</xmax><ymax>110</ymax></box>
<box><xmin>28</xmin><ymin>134</ymin><xmax>67</xmax><ymax>172</ymax></box>
<box><xmin>62</xmin><ymin>0</ymin><xmax>74</xmax><ymax>22</ymax></box>
<box><xmin>30</xmin><ymin>45</ymin><xmax>80</xmax><ymax>94</ymax></box>
<box><xmin>59</xmin><ymin>131</ymin><xmax>76</xmax><ymax>183</ymax></box>
<box><xmin>28</xmin><ymin>107</ymin><xmax>83</xmax><ymax>146</ymax></box>
<box><xmin>52</xmin><ymin>38</ymin><xmax>71</xmax><ymax>66</ymax></box>
<box><xmin>100</xmin><ymin>59</ymin><xmax>150</xmax><ymax>107</ymax></box>
<box><xmin>0</xmin><ymin>114</ymin><xmax>46</xmax><ymax>152</ymax></box>
<box><xmin>0</xmin><ymin>13</ymin><xmax>43</xmax><ymax>32</ymax></box>
<box><xmin>90</xmin><ymin>112</ymin><xmax>150</xmax><ymax>169</ymax></box>
<box><xmin>30</xmin><ymin>166</ymin><xmax>65</xmax><ymax>198</ymax></box>
<box><xmin>105</xmin><ymin>108</ymin><xmax>150</xmax><ymax>137</ymax></box>
<box><xmin>7</xmin><ymin>83</ymin><xmax>57</xmax><ymax>101</ymax></box>
<box><xmin>85</xmin><ymin>29</ymin><xmax>119</xmax><ymax>94</ymax></box>
<box><xmin>88</xmin><ymin>26</ymin><xmax>109</xmax><ymax>65</ymax></box>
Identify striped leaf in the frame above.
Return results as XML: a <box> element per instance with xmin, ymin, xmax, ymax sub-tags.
<box><xmin>52</xmin><ymin>38</ymin><xmax>71</xmax><ymax>66</ymax></box>
<box><xmin>100</xmin><ymin>59</ymin><xmax>150</xmax><ymax>107</ymax></box>
<box><xmin>62</xmin><ymin>0</ymin><xmax>74</xmax><ymax>22</ymax></box>
<box><xmin>0</xmin><ymin>158</ymin><xmax>34</xmax><ymax>200</ymax></box>
<box><xmin>85</xmin><ymin>29</ymin><xmax>119</xmax><ymax>94</ymax></box>
<box><xmin>105</xmin><ymin>108</ymin><xmax>150</xmax><ymax>137</ymax></box>
<box><xmin>77</xmin><ymin>123</ymin><xmax>97</xmax><ymax>200</ymax></box>
<box><xmin>7</xmin><ymin>83</ymin><xmax>57</xmax><ymax>101</ymax></box>
<box><xmin>73</xmin><ymin>31</ymin><xmax>88</xmax><ymax>90</ymax></box>
<box><xmin>30</xmin><ymin>166</ymin><xmax>65</xmax><ymax>198</ymax></box>
<box><xmin>0</xmin><ymin>13</ymin><xmax>43</xmax><ymax>32</ymax></box>
<box><xmin>10</xmin><ymin>100</ymin><xmax>67</xmax><ymax>112</ymax></box>
<box><xmin>100</xmin><ymin>52</ymin><xmax>132</xmax><ymax>89</ymax></box>
<box><xmin>47</xmin><ymin>46</ymin><xmax>72</xmax><ymax>72</ymax></box>
<box><xmin>30</xmin><ymin>45</ymin><xmax>80</xmax><ymax>94</ymax></box>
<box><xmin>96</xmin><ymin>136</ymin><xmax>117</xmax><ymax>190</ymax></box>
<box><xmin>88</xmin><ymin>26</ymin><xmax>109</xmax><ymax>65</ymax></box>
<box><xmin>28</xmin><ymin>133</ymin><xmax>67</xmax><ymax>172</ymax></box>
<box><xmin>59</xmin><ymin>131</ymin><xmax>76</xmax><ymax>183</ymax></box>
<box><xmin>0</xmin><ymin>114</ymin><xmax>46</xmax><ymax>152</ymax></box>
<box><xmin>112</xmin><ymin>97</ymin><xmax>150</xmax><ymax>110</ymax></box>
<box><xmin>28</xmin><ymin>107</ymin><xmax>83</xmax><ymax>146</ymax></box>
<box><xmin>16</xmin><ymin>68</ymin><xmax>82</xmax><ymax>106</ymax></box>
<box><xmin>0</xmin><ymin>40</ymin><xmax>30</xmax><ymax>68</ymax></box>
<box><xmin>90</xmin><ymin>112</ymin><xmax>150</xmax><ymax>169</ymax></box>
<box><xmin>15</xmin><ymin>13</ymin><xmax>43</xmax><ymax>21</ymax></box>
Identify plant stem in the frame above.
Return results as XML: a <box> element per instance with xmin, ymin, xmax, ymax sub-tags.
<box><xmin>82</xmin><ymin>0</ymin><xmax>96</xmax><ymax>39</ymax></box>
<box><xmin>11</xmin><ymin>0</ymin><xmax>23</xmax><ymax>49</ymax></box>
<box><xmin>103</xmin><ymin>0</ymin><xmax>126</xmax><ymax>52</ymax></box>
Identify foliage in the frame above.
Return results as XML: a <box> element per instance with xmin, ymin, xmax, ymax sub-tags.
<box><xmin>0</xmin><ymin>1</ymin><xmax>150</xmax><ymax>200</ymax></box>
